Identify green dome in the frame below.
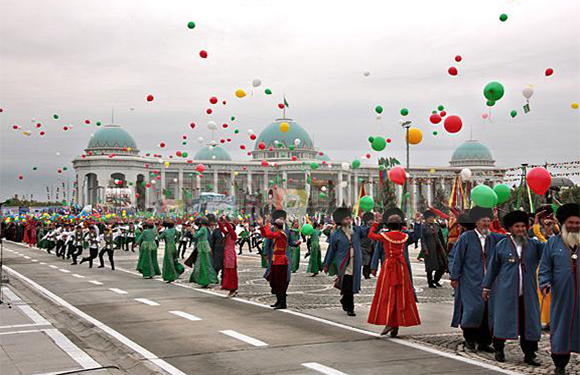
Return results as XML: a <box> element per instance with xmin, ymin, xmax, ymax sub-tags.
<box><xmin>87</xmin><ymin>125</ymin><xmax>138</xmax><ymax>150</ymax></box>
<box><xmin>315</xmin><ymin>152</ymin><xmax>331</xmax><ymax>161</ymax></box>
<box><xmin>450</xmin><ymin>140</ymin><xmax>495</xmax><ymax>167</ymax></box>
<box><xmin>254</xmin><ymin>119</ymin><xmax>314</xmax><ymax>150</ymax></box>
<box><xmin>194</xmin><ymin>145</ymin><xmax>232</xmax><ymax>161</ymax></box>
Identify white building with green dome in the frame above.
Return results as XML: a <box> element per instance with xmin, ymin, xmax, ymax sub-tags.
<box><xmin>73</xmin><ymin>120</ymin><xmax>505</xmax><ymax>213</ymax></box>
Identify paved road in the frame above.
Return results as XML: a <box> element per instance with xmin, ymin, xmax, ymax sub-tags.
<box><xmin>2</xmin><ymin>241</ymin><xmax>514</xmax><ymax>375</ymax></box>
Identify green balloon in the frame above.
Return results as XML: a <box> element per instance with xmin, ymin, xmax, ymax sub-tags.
<box><xmin>231</xmin><ymin>116</ymin><xmax>236</xmax><ymax>121</ymax></box>
<box><xmin>289</xmin><ymin>145</ymin><xmax>295</xmax><ymax>150</ymax></box>
<box><xmin>187</xmin><ymin>21</ymin><xmax>196</xmax><ymax>29</ymax></box>
<box><xmin>310</xmin><ymin>162</ymin><xmax>319</xmax><ymax>170</ymax></box>
<box><xmin>234</xmin><ymin>129</ymin><xmax>239</xmax><ymax>134</ymax></box>
<box><xmin>359</xmin><ymin>195</ymin><xmax>374</xmax><ymax>212</ymax></box>
<box><xmin>182</xmin><ymin>151</ymin><xmax>188</xmax><ymax>157</ymax></box>
<box><xmin>471</xmin><ymin>185</ymin><xmax>498</xmax><ymax>208</ymax></box>
<box><xmin>510</xmin><ymin>110</ymin><xmax>517</xmax><ymax>118</ymax></box>
<box><xmin>371</xmin><ymin>136</ymin><xmax>386</xmax><ymax>151</ymax></box>
<box><xmin>437</xmin><ymin>105</ymin><xmax>444</xmax><ymax>111</ymax></box>
<box><xmin>483</xmin><ymin>81</ymin><xmax>505</xmax><ymax>102</ymax></box>
<box><xmin>486</xmin><ymin>100</ymin><xmax>496</xmax><ymax>107</ymax></box>
<box><xmin>96</xmin><ymin>121</ymin><xmax>101</xmax><ymax>126</ymax></box>
<box><xmin>433</xmin><ymin>131</ymin><xmax>438</xmax><ymax>135</ymax></box>
<box><xmin>32</xmin><ymin>167</ymin><xmax>37</xmax><ymax>171</ymax></box>
<box><xmin>352</xmin><ymin>159</ymin><xmax>361</xmax><ymax>169</ymax></box>
<box><xmin>432</xmin><ymin>110</ymin><xmax>437</xmax><ymax>114</ymax></box>
<box><xmin>368</xmin><ymin>136</ymin><xmax>375</xmax><ymax>143</ymax></box>
<box><xmin>375</xmin><ymin>105</ymin><xmax>383</xmax><ymax>114</ymax></box>
<box><xmin>301</xmin><ymin>223</ymin><xmax>314</xmax><ymax>236</ymax></box>
<box><xmin>53</xmin><ymin>114</ymin><xmax>59</xmax><ymax>119</ymax></box>
<box><xmin>269</xmin><ymin>179</ymin><xmax>274</xmax><ymax>184</ymax></box>
<box><xmin>207</xmin><ymin>184</ymin><xmax>213</xmax><ymax>190</ymax></box>
<box><xmin>400</xmin><ymin>108</ymin><xmax>409</xmax><ymax>116</ymax></box>
<box><xmin>319</xmin><ymin>192</ymin><xmax>326</xmax><ymax>198</ymax></box>
<box><xmin>63</xmin><ymin>167</ymin><xmax>68</xmax><ymax>171</ymax></box>
<box><xmin>499</xmin><ymin>14</ymin><xmax>508</xmax><ymax>22</ymax></box>
<box><xmin>493</xmin><ymin>184</ymin><xmax>511</xmax><ymax>204</ymax></box>
<box><xmin>379</xmin><ymin>165</ymin><xmax>384</xmax><ymax>171</ymax></box>
<box><xmin>265</xmin><ymin>88</ymin><xmax>272</xmax><ymax>95</ymax></box>
<box><xmin>182</xmin><ymin>141</ymin><xmax>187</xmax><ymax>145</ymax></box>
<box><xmin>142</xmin><ymin>182</ymin><xmax>147</xmax><ymax>187</ymax></box>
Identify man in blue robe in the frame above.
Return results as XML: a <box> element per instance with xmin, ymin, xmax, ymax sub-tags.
<box><xmin>539</xmin><ymin>203</ymin><xmax>580</xmax><ymax>375</ymax></box>
<box><xmin>482</xmin><ymin>210</ymin><xmax>544</xmax><ymax>366</ymax></box>
<box><xmin>450</xmin><ymin>206</ymin><xmax>505</xmax><ymax>352</ymax></box>
<box><xmin>324</xmin><ymin>207</ymin><xmax>369</xmax><ymax>317</ymax></box>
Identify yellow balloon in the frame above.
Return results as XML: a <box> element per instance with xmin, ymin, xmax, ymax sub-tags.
<box><xmin>572</xmin><ymin>102</ymin><xmax>579</xmax><ymax>110</ymax></box>
<box><xmin>127</xmin><ymin>147</ymin><xmax>132</xmax><ymax>151</ymax></box>
<box><xmin>407</xmin><ymin>127</ymin><xmax>423</xmax><ymax>145</ymax></box>
<box><xmin>279</xmin><ymin>122</ymin><xmax>289</xmax><ymax>132</ymax></box>
<box><xmin>235</xmin><ymin>89</ymin><xmax>246</xmax><ymax>98</ymax></box>
<box><xmin>429</xmin><ymin>168</ymin><xmax>435</xmax><ymax>173</ymax></box>
<box><xmin>234</xmin><ymin>171</ymin><xmax>239</xmax><ymax>176</ymax></box>
<box><xmin>164</xmin><ymin>162</ymin><xmax>170</xmax><ymax>167</ymax></box>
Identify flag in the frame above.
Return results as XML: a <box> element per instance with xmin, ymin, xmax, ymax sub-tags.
<box><xmin>523</xmin><ymin>103</ymin><xmax>530</xmax><ymax>114</ymax></box>
<box><xmin>284</xmin><ymin>97</ymin><xmax>289</xmax><ymax>108</ymax></box>
<box><xmin>354</xmin><ymin>182</ymin><xmax>366</xmax><ymax>217</ymax></box>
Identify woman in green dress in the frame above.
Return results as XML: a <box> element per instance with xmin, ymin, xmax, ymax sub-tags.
<box><xmin>36</xmin><ymin>224</ymin><xmax>47</xmax><ymax>250</ymax></box>
<box><xmin>135</xmin><ymin>222</ymin><xmax>161</xmax><ymax>279</ymax></box>
<box><xmin>289</xmin><ymin>220</ymin><xmax>301</xmax><ymax>273</ymax></box>
<box><xmin>306</xmin><ymin>222</ymin><xmax>323</xmax><ymax>276</ymax></box>
<box><xmin>189</xmin><ymin>217</ymin><xmax>218</xmax><ymax>287</ymax></box>
<box><xmin>158</xmin><ymin>222</ymin><xmax>185</xmax><ymax>283</ymax></box>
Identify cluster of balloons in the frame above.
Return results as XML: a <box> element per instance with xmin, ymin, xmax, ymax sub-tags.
<box><xmin>483</xmin><ymin>81</ymin><xmax>505</xmax><ymax>107</ymax></box>
<box><xmin>448</xmin><ymin>55</ymin><xmax>462</xmax><ymax>76</ymax></box>
<box><xmin>369</xmin><ymin>136</ymin><xmax>387</xmax><ymax>151</ymax></box>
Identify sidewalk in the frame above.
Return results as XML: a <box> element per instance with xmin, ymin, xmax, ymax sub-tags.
<box><xmin>0</xmin><ymin>286</ymin><xmax>103</xmax><ymax>375</ymax></box>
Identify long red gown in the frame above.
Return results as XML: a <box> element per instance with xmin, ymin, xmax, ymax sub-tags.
<box><xmin>368</xmin><ymin>223</ymin><xmax>421</xmax><ymax>327</ymax></box>
<box><xmin>219</xmin><ymin>221</ymin><xmax>238</xmax><ymax>291</ymax></box>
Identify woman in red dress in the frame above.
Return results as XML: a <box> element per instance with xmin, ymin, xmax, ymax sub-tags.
<box><xmin>368</xmin><ymin>212</ymin><xmax>421</xmax><ymax>337</ymax></box>
<box><xmin>218</xmin><ymin>215</ymin><xmax>238</xmax><ymax>298</ymax></box>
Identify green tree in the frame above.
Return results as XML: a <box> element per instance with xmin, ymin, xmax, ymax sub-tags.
<box><xmin>559</xmin><ymin>186</ymin><xmax>580</xmax><ymax>204</ymax></box>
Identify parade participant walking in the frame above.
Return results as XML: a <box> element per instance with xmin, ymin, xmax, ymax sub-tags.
<box><xmin>79</xmin><ymin>226</ymin><xmax>100</xmax><ymax>268</ymax></box>
<box><xmin>289</xmin><ymin>219</ymin><xmax>301</xmax><ymax>273</ymax></box>
<box><xmin>208</xmin><ymin>214</ymin><xmax>225</xmax><ymax>279</ymax></box>
<box><xmin>190</xmin><ymin>217</ymin><xmax>218</xmax><ymax>287</ymax></box>
<box><xmin>68</xmin><ymin>226</ymin><xmax>84</xmax><ymax>265</ymax></box>
<box><xmin>421</xmin><ymin>210</ymin><xmax>448</xmax><ymax>288</ymax></box>
<box><xmin>368</xmin><ymin>211</ymin><xmax>421</xmax><ymax>336</ymax></box>
<box><xmin>450</xmin><ymin>206</ymin><xmax>505</xmax><ymax>352</ymax></box>
<box><xmin>258</xmin><ymin>210</ymin><xmax>299</xmax><ymax>310</ymax></box>
<box><xmin>159</xmin><ymin>222</ymin><xmax>184</xmax><ymax>283</ymax></box>
<box><xmin>218</xmin><ymin>215</ymin><xmax>238</xmax><ymax>297</ymax></box>
<box><xmin>98</xmin><ymin>227</ymin><xmax>115</xmax><ymax>270</ymax></box>
<box><xmin>135</xmin><ymin>222</ymin><xmax>161</xmax><ymax>279</ymax></box>
<box><xmin>124</xmin><ymin>222</ymin><xmax>136</xmax><ymax>252</ymax></box>
<box><xmin>482</xmin><ymin>210</ymin><xmax>544</xmax><ymax>366</ymax></box>
<box><xmin>324</xmin><ymin>207</ymin><xmax>369</xmax><ymax>317</ymax></box>
<box><xmin>539</xmin><ymin>203</ymin><xmax>580</xmax><ymax>375</ymax></box>
<box><xmin>306</xmin><ymin>222</ymin><xmax>323</xmax><ymax>276</ymax></box>
<box><xmin>178</xmin><ymin>224</ymin><xmax>190</xmax><ymax>258</ymax></box>
<box><xmin>360</xmin><ymin>212</ymin><xmax>375</xmax><ymax>279</ymax></box>
<box><xmin>237</xmin><ymin>222</ymin><xmax>252</xmax><ymax>254</ymax></box>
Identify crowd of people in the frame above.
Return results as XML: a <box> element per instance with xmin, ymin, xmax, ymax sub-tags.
<box><xmin>1</xmin><ymin>202</ymin><xmax>578</xmax><ymax>374</ymax></box>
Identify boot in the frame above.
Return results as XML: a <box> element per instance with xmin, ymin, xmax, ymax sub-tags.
<box><xmin>524</xmin><ymin>353</ymin><xmax>541</xmax><ymax>366</ymax></box>
<box><xmin>427</xmin><ymin>272</ymin><xmax>436</xmax><ymax>288</ymax></box>
<box><xmin>494</xmin><ymin>350</ymin><xmax>505</xmax><ymax>362</ymax></box>
<box><xmin>434</xmin><ymin>271</ymin><xmax>444</xmax><ymax>287</ymax></box>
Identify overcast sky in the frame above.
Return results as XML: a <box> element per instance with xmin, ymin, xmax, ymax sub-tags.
<box><xmin>1</xmin><ymin>0</ymin><xmax>579</xmax><ymax>201</ymax></box>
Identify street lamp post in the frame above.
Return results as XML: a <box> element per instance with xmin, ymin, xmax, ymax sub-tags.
<box><xmin>400</xmin><ymin>120</ymin><xmax>412</xmax><ymax>226</ymax></box>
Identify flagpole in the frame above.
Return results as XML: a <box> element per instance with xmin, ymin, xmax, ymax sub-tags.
<box><xmin>283</xmin><ymin>94</ymin><xmax>286</xmax><ymax>119</ymax></box>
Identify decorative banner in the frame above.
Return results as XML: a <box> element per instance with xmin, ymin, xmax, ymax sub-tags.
<box><xmin>276</xmin><ymin>188</ymin><xmax>309</xmax><ymax>218</ymax></box>
<box><xmin>192</xmin><ymin>192</ymin><xmax>236</xmax><ymax>214</ymax></box>
<box><xmin>105</xmin><ymin>188</ymin><xmax>132</xmax><ymax>208</ymax></box>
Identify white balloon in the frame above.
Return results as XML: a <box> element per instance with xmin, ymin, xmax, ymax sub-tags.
<box><xmin>252</xmin><ymin>78</ymin><xmax>262</xmax><ymax>88</ymax></box>
<box><xmin>247</xmin><ymin>129</ymin><xmax>254</xmax><ymax>135</ymax></box>
<box><xmin>341</xmin><ymin>162</ymin><xmax>349</xmax><ymax>171</ymax></box>
<box><xmin>151</xmin><ymin>180</ymin><xmax>156</xmax><ymax>184</ymax></box>
<box><xmin>363</xmin><ymin>71</ymin><xmax>370</xmax><ymax>77</ymax></box>
<box><xmin>399</xmin><ymin>119</ymin><xmax>406</xmax><ymax>125</ymax></box>
<box><xmin>158</xmin><ymin>158</ymin><xmax>163</xmax><ymax>163</ymax></box>
<box><xmin>460</xmin><ymin>168</ymin><xmax>472</xmax><ymax>181</ymax></box>
<box><xmin>212</xmin><ymin>155</ymin><xmax>216</xmax><ymax>160</ymax></box>
<box><xmin>321</xmin><ymin>186</ymin><xmax>327</xmax><ymax>192</ymax></box>
<box><xmin>197</xmin><ymin>136</ymin><xmax>204</xmax><ymax>143</ymax></box>
<box><xmin>522</xmin><ymin>85</ymin><xmax>534</xmax><ymax>100</ymax></box>
<box><xmin>340</xmin><ymin>181</ymin><xmax>348</xmax><ymax>188</ymax></box>
<box><xmin>294</xmin><ymin>138</ymin><xmax>301</xmax><ymax>146</ymax></box>
<box><xmin>56</xmin><ymin>152</ymin><xmax>61</xmax><ymax>156</ymax></box>
<box><xmin>207</xmin><ymin>121</ymin><xmax>218</xmax><ymax>131</ymax></box>
<box><xmin>210</xmin><ymin>140</ymin><xmax>217</xmax><ymax>146</ymax></box>
<box><xmin>173</xmin><ymin>178</ymin><xmax>178</xmax><ymax>183</ymax></box>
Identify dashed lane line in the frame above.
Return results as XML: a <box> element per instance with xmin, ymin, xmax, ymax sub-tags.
<box><xmin>219</xmin><ymin>330</ymin><xmax>268</xmax><ymax>347</ymax></box>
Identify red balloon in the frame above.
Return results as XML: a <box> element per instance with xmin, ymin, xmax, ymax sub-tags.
<box><xmin>199</xmin><ymin>50</ymin><xmax>208</xmax><ymax>58</ymax></box>
<box><xmin>258</xmin><ymin>141</ymin><xmax>266</xmax><ymax>150</ymax></box>
<box><xmin>36</xmin><ymin>123</ymin><xmax>42</xmax><ymax>128</ymax></box>
<box><xmin>455</xmin><ymin>55</ymin><xmax>462</xmax><ymax>62</ymax></box>
<box><xmin>206</xmin><ymin>108</ymin><xmax>213</xmax><ymax>115</ymax></box>
<box><xmin>160</xmin><ymin>142</ymin><xmax>165</xmax><ymax>148</ymax></box>
<box><xmin>176</xmin><ymin>151</ymin><xmax>182</xmax><ymax>156</ymax></box>
<box><xmin>146</xmin><ymin>94</ymin><xmax>154</xmax><ymax>102</ymax></box>
<box><xmin>319</xmin><ymin>152</ymin><xmax>324</xmax><ymax>156</ymax></box>
<box><xmin>145</xmin><ymin>163</ymin><xmax>149</xmax><ymax>168</ymax></box>
<box><xmin>18</xmin><ymin>175</ymin><xmax>23</xmax><ymax>180</ymax></box>
<box><xmin>448</xmin><ymin>67</ymin><xmax>458</xmax><ymax>76</ymax></box>
<box><xmin>277</xmin><ymin>103</ymin><xmax>285</xmax><ymax>109</ymax></box>
<box><xmin>146</xmin><ymin>183</ymin><xmax>151</xmax><ymax>188</ymax></box>
<box><xmin>63</xmin><ymin>126</ymin><xmax>68</xmax><ymax>131</ymax></box>
<box><xmin>388</xmin><ymin>166</ymin><xmax>407</xmax><ymax>186</ymax></box>
<box><xmin>291</xmin><ymin>156</ymin><xmax>297</xmax><ymax>161</ymax></box>
<box><xmin>261</xmin><ymin>160</ymin><xmax>269</xmax><ymax>167</ymax></box>
<box><xmin>12</xmin><ymin>125</ymin><xmax>18</xmax><ymax>130</ymax></box>
<box><xmin>247</xmin><ymin>152</ymin><xmax>251</xmax><ymax>156</ymax></box>
<box><xmin>187</xmin><ymin>160</ymin><xmax>192</xmax><ymax>164</ymax></box>
<box><xmin>386</xmin><ymin>138</ymin><xmax>392</xmax><ymax>143</ymax></box>
<box><xmin>240</xmin><ymin>144</ymin><xmax>246</xmax><ymax>150</ymax></box>
<box><xmin>268</xmin><ymin>147</ymin><xmax>273</xmax><ymax>151</ymax></box>
<box><xmin>195</xmin><ymin>163</ymin><xmax>205</xmax><ymax>173</ymax></box>
<box><xmin>85</xmin><ymin>119</ymin><xmax>90</xmax><ymax>124</ymax></box>
<box><xmin>58</xmin><ymin>169</ymin><xmax>62</xmax><ymax>173</ymax></box>
<box><xmin>190</xmin><ymin>122</ymin><xmax>196</xmax><ymax>129</ymax></box>
<box><xmin>365</xmin><ymin>153</ymin><xmax>371</xmax><ymax>159</ymax></box>
<box><xmin>527</xmin><ymin>167</ymin><xmax>551</xmax><ymax>195</ymax></box>
<box><xmin>209</xmin><ymin>96</ymin><xmax>218</xmax><ymax>104</ymax></box>
<box><xmin>444</xmin><ymin>115</ymin><xmax>462</xmax><ymax>133</ymax></box>
<box><xmin>545</xmin><ymin>68</ymin><xmax>554</xmax><ymax>77</ymax></box>
<box><xmin>227</xmin><ymin>138</ymin><xmax>231</xmax><ymax>142</ymax></box>
<box><xmin>222</xmin><ymin>123</ymin><xmax>228</xmax><ymax>128</ymax></box>
<box><xmin>220</xmin><ymin>139</ymin><xmax>225</xmax><ymax>144</ymax></box>
<box><xmin>250</xmin><ymin>134</ymin><xmax>257</xmax><ymax>140</ymax></box>
<box><xmin>40</xmin><ymin>131</ymin><xmax>45</xmax><ymax>136</ymax></box>
<box><xmin>429</xmin><ymin>114</ymin><xmax>441</xmax><ymax>124</ymax></box>
<box><xmin>183</xmin><ymin>135</ymin><xmax>187</xmax><ymax>139</ymax></box>
<box><xmin>440</xmin><ymin>110</ymin><xmax>447</xmax><ymax>117</ymax></box>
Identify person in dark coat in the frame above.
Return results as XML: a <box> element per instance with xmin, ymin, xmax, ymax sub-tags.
<box><xmin>324</xmin><ymin>207</ymin><xmax>370</xmax><ymax>317</ymax></box>
<box><xmin>482</xmin><ymin>210</ymin><xmax>544</xmax><ymax>366</ymax></box>
<box><xmin>539</xmin><ymin>203</ymin><xmax>580</xmax><ymax>375</ymax></box>
<box><xmin>360</xmin><ymin>212</ymin><xmax>375</xmax><ymax>279</ymax></box>
<box><xmin>450</xmin><ymin>206</ymin><xmax>505</xmax><ymax>352</ymax></box>
<box><xmin>208</xmin><ymin>214</ymin><xmax>225</xmax><ymax>278</ymax></box>
<box><xmin>421</xmin><ymin>209</ymin><xmax>448</xmax><ymax>288</ymax></box>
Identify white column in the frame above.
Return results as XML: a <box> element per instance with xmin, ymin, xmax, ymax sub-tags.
<box><xmin>337</xmin><ymin>171</ymin><xmax>344</xmax><ymax>206</ymax></box>
<box><xmin>213</xmin><ymin>169</ymin><xmax>218</xmax><ymax>193</ymax></box>
<box><xmin>282</xmin><ymin>171</ymin><xmax>288</xmax><ymax>190</ymax></box>
<box><xmin>396</xmin><ymin>184</ymin><xmax>403</xmax><ymax>207</ymax></box>
<box><xmin>129</xmin><ymin>185</ymin><xmax>136</xmax><ymax>207</ymax></box>
<box><xmin>230</xmin><ymin>170</ymin><xmax>235</xmax><ymax>196</ymax></box>
<box><xmin>427</xmin><ymin>179</ymin><xmax>433</xmax><ymax>206</ymax></box>
<box><xmin>368</xmin><ymin>173</ymin><xmax>374</xmax><ymax>199</ymax></box>
<box><xmin>263</xmin><ymin>170</ymin><xmax>269</xmax><ymax>192</ymax></box>
<box><xmin>196</xmin><ymin>173</ymin><xmax>201</xmax><ymax>197</ymax></box>
<box><xmin>178</xmin><ymin>169</ymin><xmax>183</xmax><ymax>200</ymax></box>
<box><xmin>161</xmin><ymin>168</ymin><xmax>166</xmax><ymax>191</ymax></box>
<box><xmin>346</xmin><ymin>174</ymin><xmax>352</xmax><ymax>206</ymax></box>
<box><xmin>145</xmin><ymin>185</ymin><xmax>151</xmax><ymax>208</ymax></box>
<box><xmin>412</xmin><ymin>179</ymin><xmax>418</xmax><ymax>213</ymax></box>
<box><xmin>247</xmin><ymin>171</ymin><xmax>253</xmax><ymax>195</ymax></box>
<box><xmin>353</xmin><ymin>173</ymin><xmax>359</xmax><ymax>206</ymax></box>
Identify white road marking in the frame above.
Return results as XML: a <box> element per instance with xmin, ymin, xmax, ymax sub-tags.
<box><xmin>1</xmin><ymin>287</ymin><xmax>22</xmax><ymax>302</ymax></box>
<box><xmin>44</xmin><ymin>328</ymin><xmax>100</xmax><ymax>369</ymax></box>
<box><xmin>109</xmin><ymin>288</ymin><xmax>128</xmax><ymax>295</ymax></box>
<box><xmin>135</xmin><ymin>298</ymin><xmax>160</xmax><ymax>306</ymax></box>
<box><xmin>0</xmin><ymin>328</ymin><xmax>48</xmax><ymax>336</ymax></box>
<box><xmin>302</xmin><ymin>363</ymin><xmax>350</xmax><ymax>375</ymax></box>
<box><xmin>49</xmin><ymin>265</ymin><xmax>58</xmax><ymax>269</ymax></box>
<box><xmin>23</xmin><ymin>256</ymin><xmax>31</xmax><ymax>259</ymax></box>
<box><xmin>3</xmin><ymin>265</ymin><xmax>188</xmax><ymax>375</ymax></box>
<box><xmin>219</xmin><ymin>330</ymin><xmax>268</xmax><ymax>347</ymax></box>
<box><xmin>17</xmin><ymin>304</ymin><xmax>52</xmax><ymax>325</ymax></box>
<box><xmin>32</xmin><ymin>259</ymin><xmax>39</xmax><ymax>262</ymax></box>
<box><xmin>88</xmin><ymin>280</ymin><xmax>103</xmax><ymax>285</ymax></box>
<box><xmin>59</xmin><ymin>269</ymin><xmax>71</xmax><ymax>273</ymax></box>
<box><xmin>40</xmin><ymin>262</ymin><xmax>46</xmax><ymax>265</ymax></box>
<box><xmin>0</xmin><ymin>322</ymin><xmax>50</xmax><ymax>329</ymax></box>
<box><xmin>72</xmin><ymin>274</ymin><xmax>85</xmax><ymax>278</ymax></box>
<box><xmin>169</xmin><ymin>311</ymin><xmax>201</xmax><ymax>321</ymax></box>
